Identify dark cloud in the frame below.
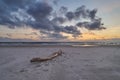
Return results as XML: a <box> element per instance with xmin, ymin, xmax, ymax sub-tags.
<box><xmin>49</xmin><ymin>33</ymin><xmax>68</xmax><ymax>39</ymax></box>
<box><xmin>29</xmin><ymin>18</ymin><xmax>55</xmax><ymax>30</ymax></box>
<box><xmin>53</xmin><ymin>0</ymin><xmax>59</xmax><ymax>5</ymax></box>
<box><xmin>65</xmin><ymin>12</ymin><xmax>75</xmax><ymax>20</ymax></box>
<box><xmin>59</xmin><ymin>6</ymin><xmax>68</xmax><ymax>14</ymax></box>
<box><xmin>40</xmin><ymin>30</ymin><xmax>68</xmax><ymax>40</ymax></box>
<box><xmin>74</xmin><ymin>5</ymin><xmax>88</xmax><ymax>19</ymax></box>
<box><xmin>64</xmin><ymin>5</ymin><xmax>105</xmax><ymax>30</ymax></box>
<box><xmin>65</xmin><ymin>5</ymin><xmax>90</xmax><ymax>20</ymax></box>
<box><xmin>52</xmin><ymin>17</ymin><xmax>66</xmax><ymax>24</ymax></box>
<box><xmin>27</xmin><ymin>2</ymin><xmax>53</xmax><ymax>20</ymax></box>
<box><xmin>76</xmin><ymin>18</ymin><xmax>106</xmax><ymax>30</ymax></box>
<box><xmin>3</xmin><ymin>0</ymin><xmax>27</xmax><ymax>5</ymax></box>
<box><xmin>0</xmin><ymin>0</ymin><xmax>34</xmax><ymax>27</ymax></box>
<box><xmin>63</xmin><ymin>26</ymin><xmax>81</xmax><ymax>36</ymax></box>
<box><xmin>89</xmin><ymin>9</ymin><xmax>97</xmax><ymax>20</ymax></box>
<box><xmin>0</xmin><ymin>0</ymin><xmax>106</xmax><ymax>40</ymax></box>
<box><xmin>65</xmin><ymin>5</ymin><xmax>97</xmax><ymax>20</ymax></box>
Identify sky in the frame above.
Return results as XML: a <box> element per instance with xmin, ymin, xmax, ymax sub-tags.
<box><xmin>0</xmin><ymin>0</ymin><xmax>120</xmax><ymax>42</ymax></box>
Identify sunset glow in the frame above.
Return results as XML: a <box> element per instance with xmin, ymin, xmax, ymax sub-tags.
<box><xmin>0</xmin><ymin>0</ymin><xmax>120</xmax><ymax>42</ymax></box>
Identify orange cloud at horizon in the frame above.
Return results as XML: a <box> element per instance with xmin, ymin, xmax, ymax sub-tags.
<box><xmin>77</xmin><ymin>26</ymin><xmax>120</xmax><ymax>41</ymax></box>
<box><xmin>0</xmin><ymin>25</ymin><xmax>120</xmax><ymax>41</ymax></box>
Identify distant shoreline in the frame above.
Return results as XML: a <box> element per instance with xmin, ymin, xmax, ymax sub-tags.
<box><xmin>0</xmin><ymin>44</ymin><xmax>120</xmax><ymax>48</ymax></box>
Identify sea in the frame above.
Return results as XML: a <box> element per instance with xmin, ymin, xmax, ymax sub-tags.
<box><xmin>0</xmin><ymin>40</ymin><xmax>120</xmax><ymax>47</ymax></box>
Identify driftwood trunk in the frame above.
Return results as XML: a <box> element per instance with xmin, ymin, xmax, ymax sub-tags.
<box><xmin>30</xmin><ymin>50</ymin><xmax>63</xmax><ymax>62</ymax></box>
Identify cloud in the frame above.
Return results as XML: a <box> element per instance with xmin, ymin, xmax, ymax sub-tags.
<box><xmin>48</xmin><ymin>33</ymin><xmax>68</xmax><ymax>39</ymax></box>
<box><xmin>65</xmin><ymin>6</ymin><xmax>105</xmax><ymax>30</ymax></box>
<box><xmin>27</xmin><ymin>2</ymin><xmax>53</xmax><ymax>20</ymax></box>
<box><xmin>0</xmin><ymin>37</ymin><xmax>34</xmax><ymax>42</ymax></box>
<box><xmin>6</xmin><ymin>33</ymin><xmax>12</xmax><ymax>37</ymax></box>
<box><xmin>65</xmin><ymin>12</ymin><xmax>75</xmax><ymax>20</ymax></box>
<box><xmin>65</xmin><ymin>5</ymin><xmax>99</xmax><ymax>21</ymax></box>
<box><xmin>0</xmin><ymin>0</ymin><xmax>105</xmax><ymax>40</ymax></box>
<box><xmin>59</xmin><ymin>6</ymin><xmax>68</xmax><ymax>14</ymax></box>
<box><xmin>89</xmin><ymin>9</ymin><xmax>97</xmax><ymax>20</ymax></box>
<box><xmin>39</xmin><ymin>30</ymin><xmax>68</xmax><ymax>40</ymax></box>
<box><xmin>63</xmin><ymin>26</ymin><xmax>81</xmax><ymax>37</ymax></box>
<box><xmin>53</xmin><ymin>0</ymin><xmax>59</xmax><ymax>5</ymax></box>
<box><xmin>74</xmin><ymin>5</ymin><xmax>88</xmax><ymax>19</ymax></box>
<box><xmin>52</xmin><ymin>17</ymin><xmax>66</xmax><ymax>24</ymax></box>
<box><xmin>0</xmin><ymin>0</ymin><xmax>33</xmax><ymax>26</ymax></box>
<box><xmin>76</xmin><ymin>18</ymin><xmax>106</xmax><ymax>30</ymax></box>
<box><xmin>24</xmin><ymin>32</ymin><xmax>38</xmax><ymax>36</ymax></box>
<box><xmin>64</xmin><ymin>5</ymin><xmax>105</xmax><ymax>30</ymax></box>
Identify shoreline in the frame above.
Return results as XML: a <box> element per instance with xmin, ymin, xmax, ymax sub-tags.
<box><xmin>0</xmin><ymin>44</ymin><xmax>120</xmax><ymax>48</ymax></box>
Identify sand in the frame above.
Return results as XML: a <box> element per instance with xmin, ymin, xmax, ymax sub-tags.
<box><xmin>0</xmin><ymin>46</ymin><xmax>120</xmax><ymax>80</ymax></box>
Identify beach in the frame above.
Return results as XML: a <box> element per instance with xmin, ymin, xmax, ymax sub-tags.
<box><xmin>0</xmin><ymin>46</ymin><xmax>120</xmax><ymax>80</ymax></box>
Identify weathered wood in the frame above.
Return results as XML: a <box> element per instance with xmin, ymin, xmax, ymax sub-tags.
<box><xmin>30</xmin><ymin>50</ymin><xmax>63</xmax><ymax>62</ymax></box>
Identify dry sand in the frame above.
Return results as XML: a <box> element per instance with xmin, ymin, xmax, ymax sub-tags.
<box><xmin>0</xmin><ymin>46</ymin><xmax>120</xmax><ymax>80</ymax></box>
